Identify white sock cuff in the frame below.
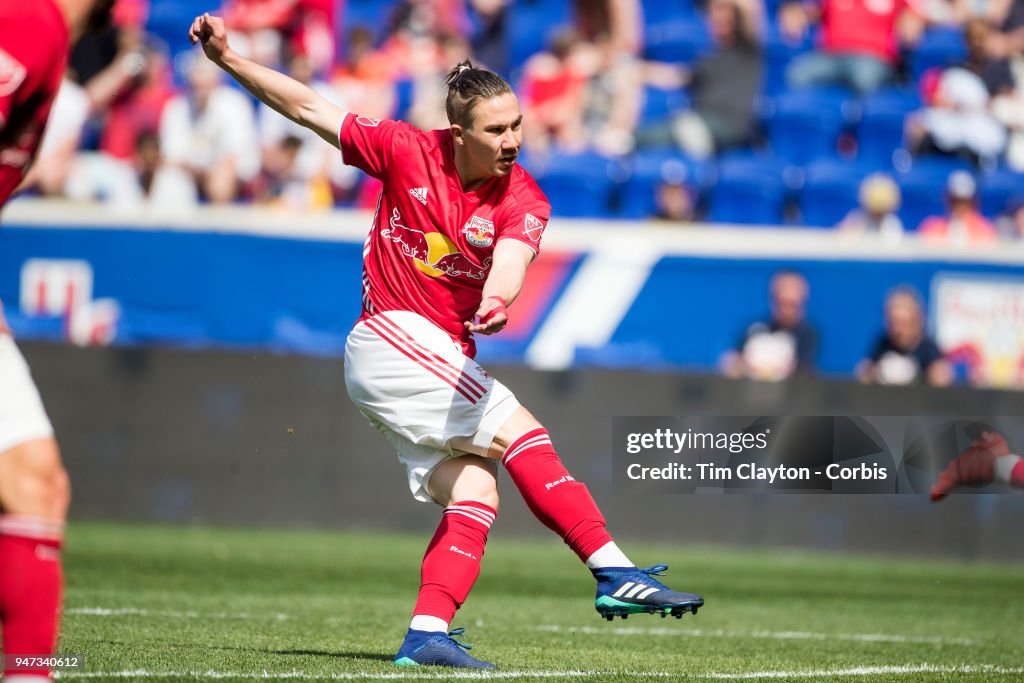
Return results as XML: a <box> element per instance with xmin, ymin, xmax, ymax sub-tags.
<box><xmin>0</xmin><ymin>514</ymin><xmax>65</xmax><ymax>542</ymax></box>
<box><xmin>410</xmin><ymin>615</ymin><xmax>449</xmax><ymax>633</ymax></box>
<box><xmin>994</xmin><ymin>454</ymin><xmax>1022</xmax><ymax>483</ymax></box>
<box><xmin>585</xmin><ymin>541</ymin><xmax>634</xmax><ymax>570</ymax></box>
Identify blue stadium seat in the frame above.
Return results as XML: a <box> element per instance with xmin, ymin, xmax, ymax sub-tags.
<box><xmin>798</xmin><ymin>160</ymin><xmax>875</xmax><ymax>228</ymax></box>
<box><xmin>343</xmin><ymin>0</ymin><xmax>400</xmax><ymax>42</ymax></box>
<box><xmin>525</xmin><ymin>151</ymin><xmax>616</xmax><ymax>218</ymax></box>
<box><xmin>393</xmin><ymin>79</ymin><xmax>414</xmax><ymax>120</ymax></box>
<box><xmin>707</xmin><ymin>154</ymin><xmax>788</xmax><ymax>225</ymax></box>
<box><xmin>762</xmin><ymin>24</ymin><xmax>817</xmax><ymax>96</ymax></box>
<box><xmin>909</xmin><ymin>27</ymin><xmax>967</xmax><ymax>81</ymax></box>
<box><xmin>856</xmin><ymin>88</ymin><xmax>920</xmax><ymax>168</ymax></box>
<box><xmin>146</xmin><ymin>0</ymin><xmax>212</xmax><ymax>67</ymax></box>
<box><xmin>617</xmin><ymin>151</ymin><xmax>709</xmax><ymax>219</ymax></box>
<box><xmin>978</xmin><ymin>167</ymin><xmax>1024</xmax><ymax>218</ymax></box>
<box><xmin>509</xmin><ymin>0</ymin><xmax>573</xmax><ymax>74</ymax></box>
<box><xmin>643</xmin><ymin>10</ymin><xmax>712</xmax><ymax>63</ymax></box>
<box><xmin>764</xmin><ymin>89</ymin><xmax>853</xmax><ymax>165</ymax></box>
<box><xmin>895</xmin><ymin>157</ymin><xmax>973</xmax><ymax>230</ymax></box>
<box><xmin>637</xmin><ymin>85</ymin><xmax>691</xmax><ymax>128</ymax></box>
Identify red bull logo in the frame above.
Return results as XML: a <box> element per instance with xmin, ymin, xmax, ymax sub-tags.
<box><xmin>463</xmin><ymin>216</ymin><xmax>495</xmax><ymax>248</ymax></box>
<box><xmin>382</xmin><ymin>209</ymin><xmax>491</xmax><ymax>280</ymax></box>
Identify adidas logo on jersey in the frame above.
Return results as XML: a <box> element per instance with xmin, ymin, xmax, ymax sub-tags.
<box><xmin>409</xmin><ymin>187</ymin><xmax>428</xmax><ymax>205</ymax></box>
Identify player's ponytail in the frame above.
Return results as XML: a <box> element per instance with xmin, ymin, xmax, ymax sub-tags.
<box><xmin>443</xmin><ymin>60</ymin><xmax>513</xmax><ymax>129</ymax></box>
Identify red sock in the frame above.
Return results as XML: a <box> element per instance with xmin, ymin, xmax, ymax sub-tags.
<box><xmin>0</xmin><ymin>516</ymin><xmax>65</xmax><ymax>679</ymax></box>
<box><xmin>1011</xmin><ymin>459</ymin><xmax>1024</xmax><ymax>488</ymax></box>
<box><xmin>502</xmin><ymin>428</ymin><xmax>612</xmax><ymax>562</ymax></box>
<box><xmin>412</xmin><ymin>501</ymin><xmax>495</xmax><ymax>624</ymax></box>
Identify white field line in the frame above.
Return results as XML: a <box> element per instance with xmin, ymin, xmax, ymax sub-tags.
<box><xmin>697</xmin><ymin>665</ymin><xmax>1024</xmax><ymax>679</ymax></box>
<box><xmin>53</xmin><ymin>664</ymin><xmax>1024</xmax><ymax>680</ymax></box>
<box><xmin>65</xmin><ymin>609</ymin><xmax>976</xmax><ymax>648</ymax></box>
<box><xmin>66</xmin><ymin>607</ymin><xmax>291</xmax><ymax>621</ymax></box>
<box><xmin>537</xmin><ymin>624</ymin><xmax>975</xmax><ymax>646</ymax></box>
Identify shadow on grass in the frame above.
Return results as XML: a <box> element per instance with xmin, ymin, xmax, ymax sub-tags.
<box><xmin>273</xmin><ymin>649</ymin><xmax>393</xmax><ymax>663</ymax></box>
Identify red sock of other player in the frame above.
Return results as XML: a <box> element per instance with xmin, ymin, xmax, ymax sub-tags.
<box><xmin>1011</xmin><ymin>459</ymin><xmax>1024</xmax><ymax>487</ymax></box>
<box><xmin>502</xmin><ymin>429</ymin><xmax>618</xmax><ymax>563</ymax></box>
<box><xmin>0</xmin><ymin>515</ymin><xmax>64</xmax><ymax>681</ymax></box>
<box><xmin>410</xmin><ymin>501</ymin><xmax>495</xmax><ymax>630</ymax></box>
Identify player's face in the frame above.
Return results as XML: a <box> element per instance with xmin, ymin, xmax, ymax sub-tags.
<box><xmin>461</xmin><ymin>93</ymin><xmax>523</xmax><ymax>178</ymax></box>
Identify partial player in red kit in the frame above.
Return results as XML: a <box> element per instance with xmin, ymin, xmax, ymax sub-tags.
<box><xmin>191</xmin><ymin>13</ymin><xmax>704</xmax><ymax>670</ymax></box>
<box><xmin>931</xmin><ymin>431</ymin><xmax>1024</xmax><ymax>501</ymax></box>
<box><xmin>0</xmin><ymin>1</ymin><xmax>113</xmax><ymax>681</ymax></box>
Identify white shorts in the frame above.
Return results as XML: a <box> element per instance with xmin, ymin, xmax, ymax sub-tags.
<box><xmin>344</xmin><ymin>311</ymin><xmax>520</xmax><ymax>503</ymax></box>
<box><xmin>0</xmin><ymin>334</ymin><xmax>55</xmax><ymax>454</ymax></box>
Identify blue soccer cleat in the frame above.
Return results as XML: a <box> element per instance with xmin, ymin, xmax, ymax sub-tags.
<box><xmin>593</xmin><ymin>564</ymin><xmax>704</xmax><ymax>620</ymax></box>
<box><xmin>393</xmin><ymin>627</ymin><xmax>496</xmax><ymax>669</ymax></box>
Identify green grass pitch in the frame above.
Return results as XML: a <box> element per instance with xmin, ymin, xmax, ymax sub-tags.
<box><xmin>58</xmin><ymin>522</ymin><xmax>1023</xmax><ymax>682</ymax></box>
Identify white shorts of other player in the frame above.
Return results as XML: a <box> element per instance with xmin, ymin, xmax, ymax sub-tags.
<box><xmin>345</xmin><ymin>310</ymin><xmax>520</xmax><ymax>503</ymax></box>
<box><xmin>0</xmin><ymin>334</ymin><xmax>55</xmax><ymax>454</ymax></box>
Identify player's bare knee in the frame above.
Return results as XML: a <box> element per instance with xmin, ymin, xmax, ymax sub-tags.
<box><xmin>489</xmin><ymin>407</ymin><xmax>544</xmax><ymax>457</ymax></box>
<box><xmin>0</xmin><ymin>438</ymin><xmax>69</xmax><ymax>521</ymax></box>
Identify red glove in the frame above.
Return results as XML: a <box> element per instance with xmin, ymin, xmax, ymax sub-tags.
<box><xmin>930</xmin><ymin>431</ymin><xmax>1012</xmax><ymax>501</ymax></box>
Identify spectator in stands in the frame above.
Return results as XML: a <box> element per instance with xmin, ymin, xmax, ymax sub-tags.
<box><xmin>331</xmin><ymin>26</ymin><xmax>398</xmax><ymax>121</ymax></box>
<box><xmin>574</xmin><ymin>0</ymin><xmax>643</xmax><ymax>58</ymax></box>
<box><xmin>519</xmin><ymin>27</ymin><xmax>640</xmax><ymax>156</ymax></box>
<box><xmin>21</xmin><ymin>78</ymin><xmax>91</xmax><ymax>197</ymax></box>
<box><xmin>991</xmin><ymin>73</ymin><xmax>1024</xmax><ymax>171</ymax></box>
<box><xmin>97</xmin><ymin>37</ymin><xmax>174</xmax><ymax>164</ymax></box>
<box><xmin>408</xmin><ymin>32</ymin><xmax>474</xmax><ymax>132</ymax></box>
<box><xmin>519</xmin><ymin>29</ymin><xmax>590</xmax><ymax>153</ymax></box>
<box><xmin>634</xmin><ymin>0</ymin><xmax>763</xmax><ymax>159</ymax></box>
<box><xmin>996</xmin><ymin>195</ymin><xmax>1024</xmax><ymax>239</ymax></box>
<box><xmin>721</xmin><ymin>270</ymin><xmax>818</xmax><ymax>381</ymax></box>
<box><xmin>963</xmin><ymin>17</ymin><xmax>1016</xmax><ymax>93</ymax></box>
<box><xmin>468</xmin><ymin>0</ymin><xmax>509</xmax><ymax>76</ymax></box>
<box><xmin>837</xmin><ymin>173</ymin><xmax>904</xmax><ymax>241</ymax></box>
<box><xmin>654</xmin><ymin>179</ymin><xmax>698</xmax><ymax>222</ymax></box>
<box><xmin>258</xmin><ymin>51</ymin><xmax>354</xmax><ymax>208</ymax></box>
<box><xmin>222</xmin><ymin>0</ymin><xmax>336</xmax><ymax>73</ymax></box>
<box><xmin>918</xmin><ymin>170</ymin><xmax>998</xmax><ymax>243</ymax></box>
<box><xmin>906</xmin><ymin>20</ymin><xmax>1012</xmax><ymax>166</ymax></box>
<box><xmin>906</xmin><ymin>66</ymin><xmax>1008</xmax><ymax>166</ymax></box>
<box><xmin>983</xmin><ymin>0</ymin><xmax>1024</xmax><ymax>60</ymax></box>
<box><xmin>159</xmin><ymin>51</ymin><xmax>260</xmax><ymax>204</ymax></box>
<box><xmin>781</xmin><ymin>0</ymin><xmax>926</xmax><ymax>95</ymax></box>
<box><xmin>857</xmin><ymin>286</ymin><xmax>952</xmax><ymax>386</ymax></box>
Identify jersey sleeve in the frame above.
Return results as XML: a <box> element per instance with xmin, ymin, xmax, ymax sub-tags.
<box><xmin>0</xmin><ymin>28</ymin><xmax>38</xmax><ymax>128</ymax></box>
<box><xmin>337</xmin><ymin>112</ymin><xmax>415</xmax><ymax>180</ymax></box>
<box><xmin>497</xmin><ymin>191</ymin><xmax>551</xmax><ymax>255</ymax></box>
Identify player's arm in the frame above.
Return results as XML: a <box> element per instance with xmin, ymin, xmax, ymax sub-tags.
<box><xmin>188</xmin><ymin>13</ymin><xmax>344</xmax><ymax>148</ymax></box>
<box><xmin>465</xmin><ymin>240</ymin><xmax>535</xmax><ymax>336</ymax></box>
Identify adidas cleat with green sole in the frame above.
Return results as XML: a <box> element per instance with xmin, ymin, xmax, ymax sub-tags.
<box><xmin>393</xmin><ymin>627</ymin><xmax>496</xmax><ymax>669</ymax></box>
<box><xmin>593</xmin><ymin>564</ymin><xmax>704</xmax><ymax>620</ymax></box>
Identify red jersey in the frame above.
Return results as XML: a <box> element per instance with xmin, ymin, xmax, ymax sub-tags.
<box><xmin>338</xmin><ymin>112</ymin><xmax>551</xmax><ymax>358</ymax></box>
<box><xmin>0</xmin><ymin>0</ymin><xmax>69</xmax><ymax>207</ymax></box>
<box><xmin>820</xmin><ymin>0</ymin><xmax>922</xmax><ymax>64</ymax></box>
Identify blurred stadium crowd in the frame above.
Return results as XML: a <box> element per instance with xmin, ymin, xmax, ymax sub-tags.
<box><xmin>21</xmin><ymin>0</ymin><xmax>1024</xmax><ymax>238</ymax></box>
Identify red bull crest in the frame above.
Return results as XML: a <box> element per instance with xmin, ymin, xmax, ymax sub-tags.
<box><xmin>463</xmin><ymin>216</ymin><xmax>495</xmax><ymax>248</ymax></box>
<box><xmin>384</xmin><ymin>209</ymin><xmax>491</xmax><ymax>280</ymax></box>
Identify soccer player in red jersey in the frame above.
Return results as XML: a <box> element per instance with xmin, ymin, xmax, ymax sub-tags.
<box><xmin>0</xmin><ymin>2</ymin><xmax>112</xmax><ymax>681</ymax></box>
<box><xmin>191</xmin><ymin>13</ymin><xmax>704</xmax><ymax>669</ymax></box>
<box><xmin>931</xmin><ymin>431</ymin><xmax>1024</xmax><ymax>501</ymax></box>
